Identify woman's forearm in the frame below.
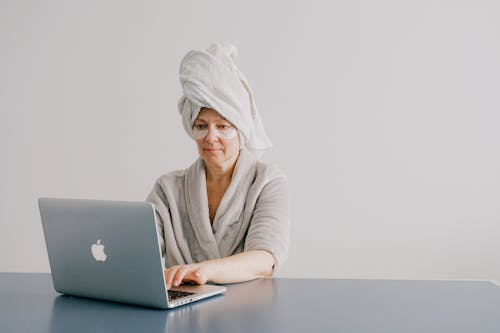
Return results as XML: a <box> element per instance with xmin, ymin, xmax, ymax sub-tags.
<box><xmin>201</xmin><ymin>250</ymin><xmax>275</xmax><ymax>284</ymax></box>
<box><xmin>164</xmin><ymin>250</ymin><xmax>276</xmax><ymax>289</ymax></box>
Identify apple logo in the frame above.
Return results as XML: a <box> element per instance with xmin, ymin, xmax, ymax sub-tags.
<box><xmin>91</xmin><ymin>239</ymin><xmax>107</xmax><ymax>262</ymax></box>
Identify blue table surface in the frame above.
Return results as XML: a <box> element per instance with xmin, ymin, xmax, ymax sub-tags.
<box><xmin>1</xmin><ymin>273</ymin><xmax>499</xmax><ymax>333</ymax></box>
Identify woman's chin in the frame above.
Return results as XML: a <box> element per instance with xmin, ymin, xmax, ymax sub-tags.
<box><xmin>202</xmin><ymin>152</ymin><xmax>224</xmax><ymax>162</ymax></box>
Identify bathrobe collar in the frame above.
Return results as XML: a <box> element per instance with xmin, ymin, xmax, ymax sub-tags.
<box><xmin>184</xmin><ymin>149</ymin><xmax>257</xmax><ymax>258</ymax></box>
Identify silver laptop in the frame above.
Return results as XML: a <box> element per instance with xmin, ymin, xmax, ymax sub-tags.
<box><xmin>38</xmin><ymin>197</ymin><xmax>226</xmax><ymax>309</ymax></box>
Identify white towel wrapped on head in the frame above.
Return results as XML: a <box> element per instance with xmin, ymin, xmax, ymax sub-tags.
<box><xmin>177</xmin><ymin>43</ymin><xmax>273</xmax><ymax>158</ymax></box>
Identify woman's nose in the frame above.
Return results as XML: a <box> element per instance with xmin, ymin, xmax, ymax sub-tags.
<box><xmin>205</xmin><ymin>126</ymin><xmax>218</xmax><ymax>141</ymax></box>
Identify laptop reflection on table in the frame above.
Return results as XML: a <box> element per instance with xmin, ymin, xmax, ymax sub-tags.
<box><xmin>50</xmin><ymin>295</ymin><xmax>167</xmax><ymax>333</ymax></box>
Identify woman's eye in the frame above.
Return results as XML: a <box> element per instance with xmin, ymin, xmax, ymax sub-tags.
<box><xmin>194</xmin><ymin>124</ymin><xmax>206</xmax><ymax>129</ymax></box>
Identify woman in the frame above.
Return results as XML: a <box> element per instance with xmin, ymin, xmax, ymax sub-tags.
<box><xmin>146</xmin><ymin>43</ymin><xmax>289</xmax><ymax>290</ymax></box>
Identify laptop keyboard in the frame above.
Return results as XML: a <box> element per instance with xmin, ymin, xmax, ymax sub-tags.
<box><xmin>168</xmin><ymin>290</ymin><xmax>195</xmax><ymax>301</ymax></box>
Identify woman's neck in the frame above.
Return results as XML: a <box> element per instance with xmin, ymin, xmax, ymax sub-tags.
<box><xmin>205</xmin><ymin>163</ymin><xmax>235</xmax><ymax>185</ymax></box>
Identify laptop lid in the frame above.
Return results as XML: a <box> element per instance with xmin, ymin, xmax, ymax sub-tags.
<box><xmin>38</xmin><ymin>198</ymin><xmax>169</xmax><ymax>309</ymax></box>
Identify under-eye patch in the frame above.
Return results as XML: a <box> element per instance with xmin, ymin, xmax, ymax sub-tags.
<box><xmin>192</xmin><ymin>124</ymin><xmax>238</xmax><ymax>140</ymax></box>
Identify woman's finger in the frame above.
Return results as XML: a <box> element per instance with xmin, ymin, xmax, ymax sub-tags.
<box><xmin>164</xmin><ymin>266</ymin><xmax>180</xmax><ymax>289</ymax></box>
<box><xmin>172</xmin><ymin>265</ymin><xmax>192</xmax><ymax>287</ymax></box>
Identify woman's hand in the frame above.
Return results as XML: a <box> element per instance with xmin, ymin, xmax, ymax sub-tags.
<box><xmin>164</xmin><ymin>263</ymin><xmax>209</xmax><ymax>289</ymax></box>
<box><xmin>163</xmin><ymin>250</ymin><xmax>275</xmax><ymax>289</ymax></box>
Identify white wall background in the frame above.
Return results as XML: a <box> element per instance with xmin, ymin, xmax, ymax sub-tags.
<box><xmin>1</xmin><ymin>0</ymin><xmax>499</xmax><ymax>281</ymax></box>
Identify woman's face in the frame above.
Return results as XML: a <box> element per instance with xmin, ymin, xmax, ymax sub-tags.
<box><xmin>193</xmin><ymin>108</ymin><xmax>240</xmax><ymax>166</ymax></box>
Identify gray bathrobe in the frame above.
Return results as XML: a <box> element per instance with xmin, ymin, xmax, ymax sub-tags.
<box><xmin>146</xmin><ymin>149</ymin><xmax>289</xmax><ymax>273</ymax></box>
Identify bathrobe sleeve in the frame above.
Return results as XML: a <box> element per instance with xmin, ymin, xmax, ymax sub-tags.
<box><xmin>244</xmin><ymin>176</ymin><xmax>290</xmax><ymax>273</ymax></box>
<box><xmin>146</xmin><ymin>171</ymin><xmax>194</xmax><ymax>268</ymax></box>
<box><xmin>145</xmin><ymin>181</ymin><xmax>168</xmax><ymax>263</ymax></box>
